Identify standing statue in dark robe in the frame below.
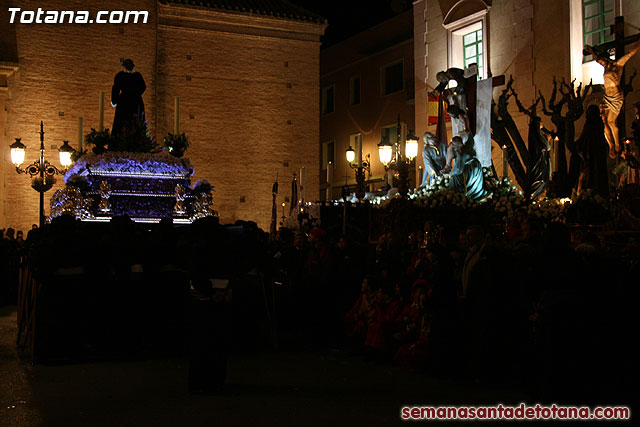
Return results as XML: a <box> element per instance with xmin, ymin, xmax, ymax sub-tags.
<box><xmin>421</xmin><ymin>132</ymin><xmax>448</xmax><ymax>187</ymax></box>
<box><xmin>111</xmin><ymin>59</ymin><xmax>146</xmax><ymax>137</ymax></box>
<box><xmin>576</xmin><ymin>105</ymin><xmax>609</xmax><ymax>198</ymax></box>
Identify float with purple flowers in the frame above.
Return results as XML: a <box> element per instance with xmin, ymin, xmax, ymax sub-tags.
<box><xmin>49</xmin><ymin>128</ymin><xmax>217</xmax><ymax>223</ymax></box>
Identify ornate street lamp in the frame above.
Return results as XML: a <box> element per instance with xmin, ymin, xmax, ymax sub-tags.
<box><xmin>377</xmin><ymin>137</ymin><xmax>393</xmax><ymax>166</ymax></box>
<box><xmin>345</xmin><ymin>146</ymin><xmax>355</xmax><ymax>163</ymax></box>
<box><xmin>9</xmin><ymin>138</ymin><xmax>26</xmax><ymax>166</ymax></box>
<box><xmin>377</xmin><ymin>115</ymin><xmax>417</xmax><ymax>197</ymax></box>
<box><xmin>11</xmin><ymin>121</ymin><xmax>74</xmax><ymax>227</ymax></box>
<box><xmin>58</xmin><ymin>140</ymin><xmax>75</xmax><ymax>168</ymax></box>
<box><xmin>405</xmin><ymin>130</ymin><xmax>419</xmax><ymax>161</ymax></box>
<box><xmin>345</xmin><ymin>139</ymin><xmax>371</xmax><ymax>200</ymax></box>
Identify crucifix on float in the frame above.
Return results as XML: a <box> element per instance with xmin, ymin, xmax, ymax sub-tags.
<box><xmin>583</xmin><ymin>16</ymin><xmax>640</xmax><ymax>158</ymax></box>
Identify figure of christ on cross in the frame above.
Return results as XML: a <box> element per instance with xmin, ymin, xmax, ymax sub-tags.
<box><xmin>584</xmin><ymin>37</ymin><xmax>640</xmax><ymax>159</ymax></box>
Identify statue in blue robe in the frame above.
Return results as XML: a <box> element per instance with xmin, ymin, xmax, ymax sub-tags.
<box><xmin>421</xmin><ymin>132</ymin><xmax>448</xmax><ymax>187</ymax></box>
<box><xmin>445</xmin><ymin>136</ymin><xmax>487</xmax><ymax>200</ymax></box>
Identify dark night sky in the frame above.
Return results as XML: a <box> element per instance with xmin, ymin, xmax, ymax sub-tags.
<box><xmin>288</xmin><ymin>0</ymin><xmax>413</xmax><ymax>48</ymax></box>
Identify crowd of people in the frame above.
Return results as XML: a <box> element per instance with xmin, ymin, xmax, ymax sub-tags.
<box><xmin>270</xmin><ymin>212</ymin><xmax>637</xmax><ymax>404</ymax></box>
<box><xmin>1</xmin><ymin>212</ymin><xmax>637</xmax><ymax>403</ymax></box>
<box><xmin>0</xmin><ymin>224</ymin><xmax>36</xmax><ymax>306</ymax></box>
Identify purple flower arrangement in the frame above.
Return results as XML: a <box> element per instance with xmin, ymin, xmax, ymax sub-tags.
<box><xmin>65</xmin><ymin>152</ymin><xmax>194</xmax><ymax>183</ymax></box>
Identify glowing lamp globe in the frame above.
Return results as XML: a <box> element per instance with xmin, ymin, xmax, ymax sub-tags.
<box><xmin>58</xmin><ymin>140</ymin><xmax>75</xmax><ymax>168</ymax></box>
<box><xmin>378</xmin><ymin>138</ymin><xmax>393</xmax><ymax>166</ymax></box>
<box><xmin>345</xmin><ymin>146</ymin><xmax>356</xmax><ymax>163</ymax></box>
<box><xmin>405</xmin><ymin>130</ymin><xmax>419</xmax><ymax>160</ymax></box>
<box><xmin>10</xmin><ymin>138</ymin><xmax>26</xmax><ymax>166</ymax></box>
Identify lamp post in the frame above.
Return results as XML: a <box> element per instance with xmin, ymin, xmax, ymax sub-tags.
<box><xmin>345</xmin><ymin>143</ymin><xmax>371</xmax><ymax>200</ymax></box>
<box><xmin>280</xmin><ymin>202</ymin><xmax>286</xmax><ymax>226</ymax></box>
<box><xmin>377</xmin><ymin>115</ymin><xmax>418</xmax><ymax>197</ymax></box>
<box><xmin>10</xmin><ymin>121</ymin><xmax>74</xmax><ymax>228</ymax></box>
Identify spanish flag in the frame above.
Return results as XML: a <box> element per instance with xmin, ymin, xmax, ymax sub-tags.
<box><xmin>428</xmin><ymin>94</ymin><xmax>450</xmax><ymax>125</ymax></box>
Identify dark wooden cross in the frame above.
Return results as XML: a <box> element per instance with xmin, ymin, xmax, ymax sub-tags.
<box><xmin>583</xmin><ymin>16</ymin><xmax>640</xmax><ymax>139</ymax></box>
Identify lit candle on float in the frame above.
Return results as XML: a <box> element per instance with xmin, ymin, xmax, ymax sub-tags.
<box><xmin>98</xmin><ymin>91</ymin><xmax>105</xmax><ymax>131</ymax></box>
<box><xmin>78</xmin><ymin>117</ymin><xmax>83</xmax><ymax>153</ymax></box>
<box><xmin>553</xmin><ymin>136</ymin><xmax>559</xmax><ymax>173</ymax></box>
<box><xmin>300</xmin><ymin>166</ymin><xmax>306</xmax><ymax>204</ymax></box>
<box><xmin>502</xmin><ymin>145</ymin><xmax>508</xmax><ymax>179</ymax></box>
<box><xmin>327</xmin><ymin>161</ymin><xmax>333</xmax><ymax>201</ymax></box>
<box><xmin>174</xmin><ymin>96</ymin><xmax>180</xmax><ymax>134</ymax></box>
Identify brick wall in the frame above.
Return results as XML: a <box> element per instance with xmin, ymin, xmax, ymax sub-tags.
<box><xmin>1</xmin><ymin>0</ymin><xmax>324</xmax><ymax>232</ymax></box>
<box><xmin>3</xmin><ymin>0</ymin><xmax>158</xmax><ymax>233</ymax></box>
<box><xmin>157</xmin><ymin>10</ymin><xmax>322</xmax><ymax>228</ymax></box>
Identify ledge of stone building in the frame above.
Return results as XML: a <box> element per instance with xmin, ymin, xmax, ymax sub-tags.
<box><xmin>0</xmin><ymin>62</ymin><xmax>18</xmax><ymax>89</ymax></box>
<box><xmin>0</xmin><ymin>62</ymin><xmax>19</xmax><ymax>74</ymax></box>
<box><xmin>157</xmin><ymin>3</ymin><xmax>326</xmax><ymax>42</ymax></box>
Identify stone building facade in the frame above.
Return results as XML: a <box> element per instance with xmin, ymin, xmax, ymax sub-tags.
<box><xmin>413</xmin><ymin>0</ymin><xmax>640</xmax><ymax>179</ymax></box>
<box><xmin>0</xmin><ymin>0</ymin><xmax>326</xmax><ymax>231</ymax></box>
<box><xmin>320</xmin><ymin>10</ymin><xmax>415</xmax><ymax>199</ymax></box>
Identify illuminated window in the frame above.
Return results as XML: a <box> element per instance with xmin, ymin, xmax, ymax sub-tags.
<box><xmin>462</xmin><ymin>29</ymin><xmax>483</xmax><ymax>79</ymax></box>
<box><xmin>442</xmin><ymin>0</ymin><xmax>489</xmax><ymax>78</ymax></box>
<box><xmin>448</xmin><ymin>21</ymin><xmax>485</xmax><ymax>80</ymax></box>
<box><xmin>570</xmin><ymin>0</ymin><xmax>619</xmax><ymax>85</ymax></box>
<box><xmin>582</xmin><ymin>0</ymin><xmax>614</xmax><ymax>62</ymax></box>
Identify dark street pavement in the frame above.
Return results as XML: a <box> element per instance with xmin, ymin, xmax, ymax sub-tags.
<box><xmin>0</xmin><ymin>306</ymin><xmax>529</xmax><ymax>426</ymax></box>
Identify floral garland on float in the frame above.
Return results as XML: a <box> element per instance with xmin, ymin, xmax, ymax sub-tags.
<box><xmin>333</xmin><ymin>172</ymin><xmax>615</xmax><ymax>233</ymax></box>
<box><xmin>65</xmin><ymin>151</ymin><xmax>193</xmax><ymax>179</ymax></box>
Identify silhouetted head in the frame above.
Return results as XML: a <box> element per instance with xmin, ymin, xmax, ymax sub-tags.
<box><xmin>122</xmin><ymin>59</ymin><xmax>135</xmax><ymax>71</ymax></box>
<box><xmin>466</xmin><ymin>224</ymin><xmax>484</xmax><ymax>247</ymax></box>
<box><xmin>362</xmin><ymin>275</ymin><xmax>379</xmax><ymax>294</ymax></box>
<box><xmin>543</xmin><ymin>221</ymin><xmax>571</xmax><ymax>252</ymax></box>
<box><xmin>586</xmin><ymin>104</ymin><xmax>601</xmax><ymax>122</ymax></box>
